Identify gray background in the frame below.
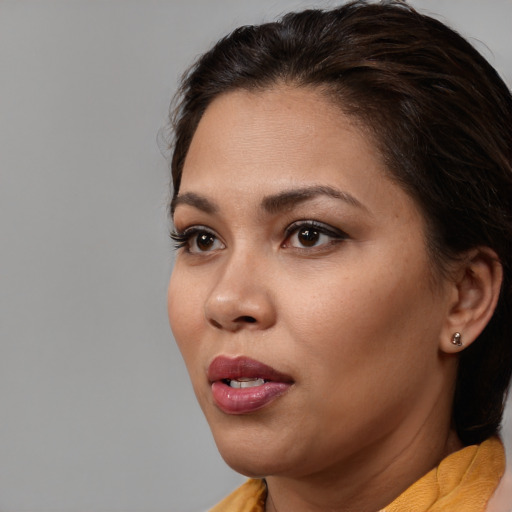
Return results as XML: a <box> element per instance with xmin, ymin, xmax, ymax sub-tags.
<box><xmin>0</xmin><ymin>1</ymin><xmax>511</xmax><ymax>511</ymax></box>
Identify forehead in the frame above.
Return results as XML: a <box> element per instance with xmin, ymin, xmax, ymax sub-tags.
<box><xmin>180</xmin><ymin>86</ymin><xmax>390</xmax><ymax>202</ymax></box>
<box><xmin>190</xmin><ymin>86</ymin><xmax>350</xmax><ymax>152</ymax></box>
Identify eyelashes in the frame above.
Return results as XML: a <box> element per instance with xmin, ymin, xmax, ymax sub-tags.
<box><xmin>170</xmin><ymin>226</ymin><xmax>224</xmax><ymax>252</ymax></box>
<box><xmin>171</xmin><ymin>220</ymin><xmax>348</xmax><ymax>254</ymax></box>
<box><xmin>170</xmin><ymin>229</ymin><xmax>195</xmax><ymax>250</ymax></box>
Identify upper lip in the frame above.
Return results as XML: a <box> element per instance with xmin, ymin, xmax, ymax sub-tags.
<box><xmin>207</xmin><ymin>356</ymin><xmax>294</xmax><ymax>383</ymax></box>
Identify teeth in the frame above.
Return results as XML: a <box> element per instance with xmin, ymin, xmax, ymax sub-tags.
<box><xmin>228</xmin><ymin>378</ymin><xmax>265</xmax><ymax>389</ymax></box>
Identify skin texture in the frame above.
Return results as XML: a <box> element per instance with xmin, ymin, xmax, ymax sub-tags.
<box><xmin>168</xmin><ymin>86</ymin><xmax>501</xmax><ymax>512</ymax></box>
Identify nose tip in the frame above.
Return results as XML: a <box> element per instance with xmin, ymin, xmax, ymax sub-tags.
<box><xmin>204</xmin><ymin>285</ymin><xmax>276</xmax><ymax>332</ymax></box>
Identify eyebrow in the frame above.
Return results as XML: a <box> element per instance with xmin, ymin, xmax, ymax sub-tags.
<box><xmin>171</xmin><ymin>192</ymin><xmax>218</xmax><ymax>216</ymax></box>
<box><xmin>171</xmin><ymin>185</ymin><xmax>366</xmax><ymax>217</ymax></box>
<box><xmin>261</xmin><ymin>185</ymin><xmax>366</xmax><ymax>214</ymax></box>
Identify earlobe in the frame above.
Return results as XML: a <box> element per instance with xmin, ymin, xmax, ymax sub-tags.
<box><xmin>440</xmin><ymin>248</ymin><xmax>503</xmax><ymax>354</ymax></box>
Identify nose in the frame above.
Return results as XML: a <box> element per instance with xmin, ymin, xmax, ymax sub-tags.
<box><xmin>204</xmin><ymin>254</ymin><xmax>276</xmax><ymax>332</ymax></box>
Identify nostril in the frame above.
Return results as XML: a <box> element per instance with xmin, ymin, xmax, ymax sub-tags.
<box><xmin>210</xmin><ymin>319</ymin><xmax>223</xmax><ymax>329</ymax></box>
<box><xmin>236</xmin><ymin>315</ymin><xmax>257</xmax><ymax>323</ymax></box>
<box><xmin>207</xmin><ymin>315</ymin><xmax>258</xmax><ymax>330</ymax></box>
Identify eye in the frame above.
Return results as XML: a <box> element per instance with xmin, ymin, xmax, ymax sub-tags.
<box><xmin>283</xmin><ymin>221</ymin><xmax>347</xmax><ymax>249</ymax></box>
<box><xmin>171</xmin><ymin>227</ymin><xmax>225</xmax><ymax>253</ymax></box>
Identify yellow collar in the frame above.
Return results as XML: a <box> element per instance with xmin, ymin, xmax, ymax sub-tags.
<box><xmin>381</xmin><ymin>437</ymin><xmax>505</xmax><ymax>512</ymax></box>
<box><xmin>210</xmin><ymin>437</ymin><xmax>505</xmax><ymax>512</ymax></box>
<box><xmin>209</xmin><ymin>478</ymin><xmax>266</xmax><ymax>512</ymax></box>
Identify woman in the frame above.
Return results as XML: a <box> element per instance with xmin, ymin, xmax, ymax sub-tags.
<box><xmin>167</xmin><ymin>1</ymin><xmax>512</xmax><ymax>511</ymax></box>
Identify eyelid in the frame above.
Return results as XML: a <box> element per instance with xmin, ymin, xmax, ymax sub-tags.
<box><xmin>172</xmin><ymin>224</ymin><xmax>216</xmax><ymax>237</ymax></box>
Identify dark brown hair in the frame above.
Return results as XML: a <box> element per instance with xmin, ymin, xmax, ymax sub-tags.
<box><xmin>170</xmin><ymin>0</ymin><xmax>512</xmax><ymax>445</ymax></box>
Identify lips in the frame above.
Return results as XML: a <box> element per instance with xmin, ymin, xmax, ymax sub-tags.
<box><xmin>208</xmin><ymin>356</ymin><xmax>293</xmax><ymax>414</ymax></box>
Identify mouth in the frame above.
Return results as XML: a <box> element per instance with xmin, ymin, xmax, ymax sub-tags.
<box><xmin>207</xmin><ymin>356</ymin><xmax>294</xmax><ymax>415</ymax></box>
<box><xmin>223</xmin><ymin>377</ymin><xmax>267</xmax><ymax>388</ymax></box>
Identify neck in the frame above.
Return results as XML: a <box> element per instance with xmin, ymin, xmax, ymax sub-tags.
<box><xmin>265</xmin><ymin>427</ymin><xmax>463</xmax><ymax>512</ymax></box>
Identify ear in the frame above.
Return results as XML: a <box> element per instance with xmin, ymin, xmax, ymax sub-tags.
<box><xmin>440</xmin><ymin>247</ymin><xmax>503</xmax><ymax>354</ymax></box>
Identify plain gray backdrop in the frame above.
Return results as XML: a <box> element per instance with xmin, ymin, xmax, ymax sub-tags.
<box><xmin>0</xmin><ymin>1</ymin><xmax>511</xmax><ymax>511</ymax></box>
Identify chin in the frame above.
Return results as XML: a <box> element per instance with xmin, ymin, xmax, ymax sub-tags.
<box><xmin>217</xmin><ymin>443</ymin><xmax>287</xmax><ymax>478</ymax></box>
<box><xmin>207</xmin><ymin>414</ymin><xmax>298</xmax><ymax>478</ymax></box>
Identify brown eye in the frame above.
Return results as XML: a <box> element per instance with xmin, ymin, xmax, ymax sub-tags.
<box><xmin>297</xmin><ymin>227</ymin><xmax>320</xmax><ymax>247</ymax></box>
<box><xmin>284</xmin><ymin>221</ymin><xmax>347</xmax><ymax>249</ymax></box>
<box><xmin>171</xmin><ymin>226</ymin><xmax>225</xmax><ymax>253</ymax></box>
<box><xmin>196</xmin><ymin>232</ymin><xmax>216</xmax><ymax>251</ymax></box>
<box><xmin>187</xmin><ymin>229</ymin><xmax>225</xmax><ymax>253</ymax></box>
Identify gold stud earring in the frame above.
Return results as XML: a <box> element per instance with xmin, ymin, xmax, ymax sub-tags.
<box><xmin>451</xmin><ymin>332</ymin><xmax>463</xmax><ymax>347</ymax></box>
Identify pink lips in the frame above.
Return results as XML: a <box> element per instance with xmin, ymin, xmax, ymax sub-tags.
<box><xmin>208</xmin><ymin>356</ymin><xmax>293</xmax><ymax>415</ymax></box>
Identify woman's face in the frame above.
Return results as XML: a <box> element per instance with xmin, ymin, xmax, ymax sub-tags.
<box><xmin>168</xmin><ymin>86</ymin><xmax>456</xmax><ymax>479</ymax></box>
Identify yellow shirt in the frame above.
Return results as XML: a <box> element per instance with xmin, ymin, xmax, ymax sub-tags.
<box><xmin>209</xmin><ymin>437</ymin><xmax>505</xmax><ymax>512</ymax></box>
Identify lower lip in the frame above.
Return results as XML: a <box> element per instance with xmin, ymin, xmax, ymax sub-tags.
<box><xmin>211</xmin><ymin>381</ymin><xmax>291</xmax><ymax>415</ymax></box>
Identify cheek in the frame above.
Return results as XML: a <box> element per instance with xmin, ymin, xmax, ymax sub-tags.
<box><xmin>282</xmin><ymin>253</ymin><xmax>438</xmax><ymax>387</ymax></box>
<box><xmin>167</xmin><ymin>270</ymin><xmax>203</xmax><ymax>366</ymax></box>
<box><xmin>278</xmin><ymin>268</ymin><xmax>440</xmax><ymax>453</ymax></box>
<box><xmin>168</xmin><ymin>272</ymin><xmax>215</xmax><ymax>413</ymax></box>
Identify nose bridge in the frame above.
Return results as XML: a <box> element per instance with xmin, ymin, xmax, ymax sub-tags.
<box><xmin>204</xmin><ymin>245</ymin><xmax>275</xmax><ymax>331</ymax></box>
